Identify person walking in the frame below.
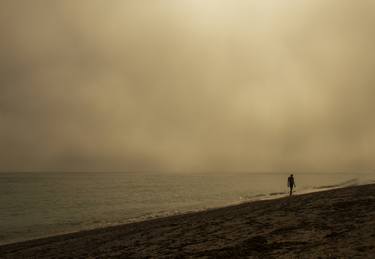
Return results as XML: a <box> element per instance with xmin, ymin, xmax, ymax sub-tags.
<box><xmin>288</xmin><ymin>174</ymin><xmax>296</xmax><ymax>196</ymax></box>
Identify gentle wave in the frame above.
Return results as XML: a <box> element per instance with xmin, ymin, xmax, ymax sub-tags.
<box><xmin>312</xmin><ymin>178</ymin><xmax>359</xmax><ymax>190</ymax></box>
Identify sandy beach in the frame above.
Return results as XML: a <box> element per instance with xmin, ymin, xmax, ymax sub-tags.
<box><xmin>1</xmin><ymin>184</ymin><xmax>375</xmax><ymax>258</ymax></box>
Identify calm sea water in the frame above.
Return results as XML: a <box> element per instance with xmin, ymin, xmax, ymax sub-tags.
<box><xmin>0</xmin><ymin>172</ymin><xmax>374</xmax><ymax>245</ymax></box>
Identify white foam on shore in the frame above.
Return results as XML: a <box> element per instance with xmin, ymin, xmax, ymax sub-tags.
<box><xmin>238</xmin><ymin>177</ymin><xmax>371</xmax><ymax>203</ymax></box>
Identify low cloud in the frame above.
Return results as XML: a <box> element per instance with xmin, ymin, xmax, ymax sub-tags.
<box><xmin>1</xmin><ymin>1</ymin><xmax>375</xmax><ymax>172</ymax></box>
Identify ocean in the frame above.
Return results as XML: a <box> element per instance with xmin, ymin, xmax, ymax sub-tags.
<box><xmin>0</xmin><ymin>172</ymin><xmax>374</xmax><ymax>245</ymax></box>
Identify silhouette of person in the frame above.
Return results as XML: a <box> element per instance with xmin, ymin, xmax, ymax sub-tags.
<box><xmin>288</xmin><ymin>174</ymin><xmax>296</xmax><ymax>196</ymax></box>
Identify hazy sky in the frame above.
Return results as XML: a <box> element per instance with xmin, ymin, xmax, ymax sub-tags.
<box><xmin>1</xmin><ymin>0</ymin><xmax>375</xmax><ymax>173</ymax></box>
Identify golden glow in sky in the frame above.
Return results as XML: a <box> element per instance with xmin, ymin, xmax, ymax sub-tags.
<box><xmin>1</xmin><ymin>0</ymin><xmax>375</xmax><ymax>172</ymax></box>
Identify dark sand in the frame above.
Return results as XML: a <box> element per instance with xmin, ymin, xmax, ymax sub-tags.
<box><xmin>1</xmin><ymin>184</ymin><xmax>375</xmax><ymax>258</ymax></box>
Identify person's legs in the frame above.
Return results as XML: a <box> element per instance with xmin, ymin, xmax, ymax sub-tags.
<box><xmin>289</xmin><ymin>186</ymin><xmax>293</xmax><ymax>196</ymax></box>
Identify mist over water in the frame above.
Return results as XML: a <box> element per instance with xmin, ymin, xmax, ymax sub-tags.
<box><xmin>1</xmin><ymin>1</ymin><xmax>375</xmax><ymax>248</ymax></box>
<box><xmin>1</xmin><ymin>172</ymin><xmax>374</xmax><ymax>245</ymax></box>
<box><xmin>1</xmin><ymin>1</ymin><xmax>375</xmax><ymax>173</ymax></box>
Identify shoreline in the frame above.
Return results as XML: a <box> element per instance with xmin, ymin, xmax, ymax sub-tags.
<box><xmin>1</xmin><ymin>184</ymin><xmax>375</xmax><ymax>258</ymax></box>
<box><xmin>0</xmin><ymin>183</ymin><xmax>357</xmax><ymax>247</ymax></box>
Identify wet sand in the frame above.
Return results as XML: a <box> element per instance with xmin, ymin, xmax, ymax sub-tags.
<box><xmin>1</xmin><ymin>184</ymin><xmax>375</xmax><ymax>258</ymax></box>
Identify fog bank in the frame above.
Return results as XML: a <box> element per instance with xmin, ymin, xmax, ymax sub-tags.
<box><xmin>1</xmin><ymin>1</ymin><xmax>375</xmax><ymax>172</ymax></box>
